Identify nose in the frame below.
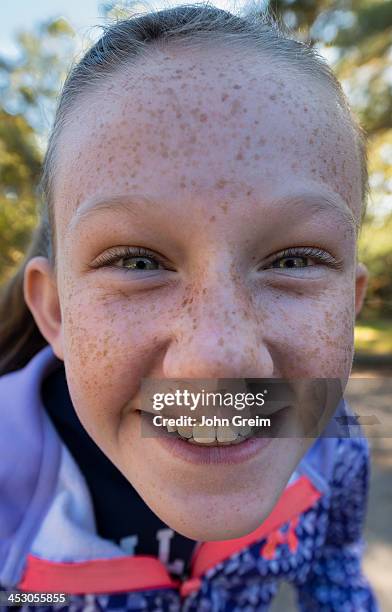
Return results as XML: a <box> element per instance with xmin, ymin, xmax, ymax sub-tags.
<box><xmin>162</xmin><ymin>280</ymin><xmax>274</xmax><ymax>380</ymax></box>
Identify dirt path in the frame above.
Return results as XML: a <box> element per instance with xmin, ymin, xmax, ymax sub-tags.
<box><xmin>351</xmin><ymin>366</ymin><xmax>392</xmax><ymax>610</ymax></box>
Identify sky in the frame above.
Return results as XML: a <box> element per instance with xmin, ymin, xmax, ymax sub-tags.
<box><xmin>0</xmin><ymin>0</ymin><xmax>240</xmax><ymax>59</ymax></box>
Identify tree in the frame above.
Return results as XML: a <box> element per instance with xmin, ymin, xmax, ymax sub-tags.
<box><xmin>0</xmin><ymin>18</ymin><xmax>75</xmax><ymax>283</ymax></box>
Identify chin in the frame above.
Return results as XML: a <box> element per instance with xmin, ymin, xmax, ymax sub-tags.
<box><xmin>138</xmin><ymin>482</ymin><xmax>284</xmax><ymax>542</ymax></box>
<box><xmin>165</xmin><ymin>510</ymin><xmax>272</xmax><ymax>541</ymax></box>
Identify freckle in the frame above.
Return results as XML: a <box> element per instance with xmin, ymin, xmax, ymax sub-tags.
<box><xmin>199</xmin><ymin>113</ymin><xmax>208</xmax><ymax>122</ymax></box>
<box><xmin>230</xmin><ymin>99</ymin><xmax>241</xmax><ymax>115</ymax></box>
<box><xmin>233</xmin><ymin>84</ymin><xmax>241</xmax><ymax>90</ymax></box>
<box><xmin>220</xmin><ymin>203</ymin><xmax>228</xmax><ymax>213</ymax></box>
<box><xmin>218</xmin><ymin>338</ymin><xmax>225</xmax><ymax>346</ymax></box>
<box><xmin>202</xmin><ymin>288</ymin><xmax>207</xmax><ymax>294</ymax></box>
<box><xmin>209</xmin><ymin>215</ymin><xmax>216</xmax><ymax>222</ymax></box>
<box><xmin>258</xmin><ymin>137</ymin><xmax>266</xmax><ymax>145</ymax></box>
<box><xmin>215</xmin><ymin>179</ymin><xmax>227</xmax><ymax>189</ymax></box>
<box><xmin>235</xmin><ymin>152</ymin><xmax>244</xmax><ymax>160</ymax></box>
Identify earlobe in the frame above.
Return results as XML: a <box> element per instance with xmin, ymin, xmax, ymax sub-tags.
<box><xmin>23</xmin><ymin>256</ymin><xmax>64</xmax><ymax>360</ymax></box>
<box><xmin>355</xmin><ymin>262</ymin><xmax>368</xmax><ymax>318</ymax></box>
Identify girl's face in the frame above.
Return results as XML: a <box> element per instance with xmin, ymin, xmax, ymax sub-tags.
<box><xmin>27</xmin><ymin>45</ymin><xmax>366</xmax><ymax>540</ymax></box>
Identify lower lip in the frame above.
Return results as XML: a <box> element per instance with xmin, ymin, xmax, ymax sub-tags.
<box><xmin>155</xmin><ymin>434</ymin><xmax>273</xmax><ymax>465</ymax></box>
<box><xmin>139</xmin><ymin>412</ymin><xmax>273</xmax><ymax>465</ymax></box>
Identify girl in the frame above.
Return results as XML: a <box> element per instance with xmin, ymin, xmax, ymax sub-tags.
<box><xmin>0</xmin><ymin>3</ymin><xmax>378</xmax><ymax>610</ymax></box>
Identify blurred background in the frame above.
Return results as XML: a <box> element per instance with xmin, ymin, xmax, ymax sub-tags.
<box><xmin>0</xmin><ymin>0</ymin><xmax>391</xmax><ymax>608</ymax></box>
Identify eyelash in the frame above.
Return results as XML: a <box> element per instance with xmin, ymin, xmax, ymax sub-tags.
<box><xmin>263</xmin><ymin>247</ymin><xmax>343</xmax><ymax>270</ymax></box>
<box><xmin>90</xmin><ymin>246</ymin><xmax>170</xmax><ymax>270</ymax></box>
<box><xmin>90</xmin><ymin>246</ymin><xmax>342</xmax><ymax>271</ymax></box>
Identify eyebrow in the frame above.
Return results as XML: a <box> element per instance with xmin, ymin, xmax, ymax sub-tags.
<box><xmin>68</xmin><ymin>189</ymin><xmax>357</xmax><ymax>234</ymax></box>
<box><xmin>272</xmin><ymin>191</ymin><xmax>357</xmax><ymax>230</ymax></box>
<box><xmin>68</xmin><ymin>194</ymin><xmax>155</xmax><ymax>232</ymax></box>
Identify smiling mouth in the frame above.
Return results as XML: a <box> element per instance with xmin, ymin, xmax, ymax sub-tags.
<box><xmin>138</xmin><ymin>407</ymin><xmax>290</xmax><ymax>447</ymax></box>
<box><xmin>138</xmin><ymin>411</ymin><xmax>253</xmax><ymax>446</ymax></box>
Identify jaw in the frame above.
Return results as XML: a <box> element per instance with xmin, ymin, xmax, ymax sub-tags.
<box><xmin>115</xmin><ymin>430</ymin><xmax>308</xmax><ymax>540</ymax></box>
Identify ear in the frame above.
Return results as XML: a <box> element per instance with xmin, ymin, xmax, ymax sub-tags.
<box><xmin>355</xmin><ymin>262</ymin><xmax>368</xmax><ymax>318</ymax></box>
<box><xmin>23</xmin><ymin>256</ymin><xmax>64</xmax><ymax>361</ymax></box>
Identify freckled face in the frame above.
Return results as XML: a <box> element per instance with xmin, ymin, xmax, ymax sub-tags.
<box><xmin>52</xmin><ymin>45</ymin><xmax>362</xmax><ymax>540</ymax></box>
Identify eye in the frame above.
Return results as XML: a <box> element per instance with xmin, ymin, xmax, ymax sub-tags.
<box><xmin>264</xmin><ymin>247</ymin><xmax>342</xmax><ymax>271</ymax></box>
<box><xmin>120</xmin><ymin>255</ymin><xmax>160</xmax><ymax>271</ymax></box>
<box><xmin>90</xmin><ymin>246</ymin><xmax>170</xmax><ymax>272</ymax></box>
<box><xmin>272</xmin><ymin>256</ymin><xmax>310</xmax><ymax>269</ymax></box>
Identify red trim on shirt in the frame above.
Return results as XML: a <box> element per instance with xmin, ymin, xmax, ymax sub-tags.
<box><xmin>18</xmin><ymin>475</ymin><xmax>321</xmax><ymax>595</ymax></box>
<box><xmin>18</xmin><ymin>555</ymin><xmax>177</xmax><ymax>595</ymax></box>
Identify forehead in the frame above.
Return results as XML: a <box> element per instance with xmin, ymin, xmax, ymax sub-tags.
<box><xmin>54</xmin><ymin>44</ymin><xmax>362</xmax><ymax>237</ymax></box>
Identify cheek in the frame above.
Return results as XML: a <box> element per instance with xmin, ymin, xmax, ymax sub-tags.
<box><xmin>263</xmin><ymin>286</ymin><xmax>355</xmax><ymax>378</ymax></box>
<box><xmin>60</xmin><ymin>288</ymin><xmax>166</xmax><ymax>438</ymax></box>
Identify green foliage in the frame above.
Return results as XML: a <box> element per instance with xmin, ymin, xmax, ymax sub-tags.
<box><xmin>355</xmin><ymin>318</ymin><xmax>392</xmax><ymax>354</ymax></box>
<box><xmin>0</xmin><ymin>18</ymin><xmax>75</xmax><ymax>282</ymax></box>
<box><xmin>358</xmin><ymin>212</ymin><xmax>392</xmax><ymax>319</ymax></box>
<box><xmin>0</xmin><ymin>110</ymin><xmax>41</xmax><ymax>280</ymax></box>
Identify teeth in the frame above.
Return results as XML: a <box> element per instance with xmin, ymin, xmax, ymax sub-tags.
<box><xmin>192</xmin><ymin>424</ymin><xmax>216</xmax><ymax>444</ymax></box>
<box><xmin>176</xmin><ymin>425</ymin><xmax>193</xmax><ymax>439</ymax></box>
<box><xmin>165</xmin><ymin>422</ymin><xmax>253</xmax><ymax>444</ymax></box>
<box><xmin>216</xmin><ymin>425</ymin><xmax>238</xmax><ymax>443</ymax></box>
<box><xmin>238</xmin><ymin>423</ymin><xmax>252</xmax><ymax>437</ymax></box>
